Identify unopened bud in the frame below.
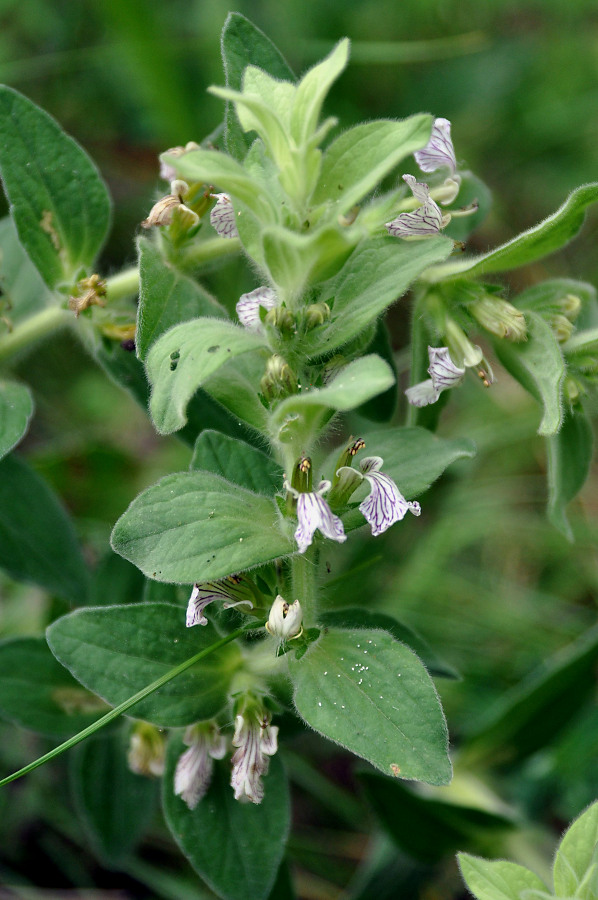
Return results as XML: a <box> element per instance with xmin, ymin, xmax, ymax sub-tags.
<box><xmin>551</xmin><ymin>314</ymin><xmax>574</xmax><ymax>343</ymax></box>
<box><xmin>260</xmin><ymin>355</ymin><xmax>298</xmax><ymax>401</ymax></box>
<box><xmin>471</xmin><ymin>297</ymin><xmax>527</xmax><ymax>342</ymax></box>
<box><xmin>266</xmin><ymin>595</ymin><xmax>303</xmax><ymax>641</ymax></box>
<box><xmin>263</xmin><ymin>306</ymin><xmax>295</xmax><ymax>335</ymax></box>
<box><xmin>304</xmin><ymin>302</ymin><xmax>331</xmax><ymax>331</ymax></box>
<box><xmin>564</xmin><ymin>376</ymin><xmax>580</xmax><ymax>403</ymax></box>
<box><xmin>558</xmin><ymin>294</ymin><xmax>582</xmax><ymax>321</ymax></box>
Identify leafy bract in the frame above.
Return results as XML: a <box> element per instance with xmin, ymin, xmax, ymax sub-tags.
<box><xmin>0</xmin><ymin>636</ymin><xmax>107</xmax><ymax>737</ymax></box>
<box><xmin>191</xmin><ymin>430</ymin><xmax>283</xmax><ymax>496</ymax></box>
<box><xmin>111</xmin><ymin>470</ymin><xmax>293</xmax><ymax>584</ymax></box>
<box><xmin>0</xmin><ymin>453</ymin><xmax>89</xmax><ymax>603</ymax></box>
<box><xmin>547</xmin><ymin>407</ymin><xmax>593</xmax><ymax>540</ymax></box>
<box><xmin>493</xmin><ymin>312</ymin><xmax>565</xmax><ymax>436</ymax></box>
<box><xmin>46</xmin><ymin>603</ymin><xmax>241</xmax><ymax>727</ymax></box>
<box><xmin>163</xmin><ymin>734</ymin><xmax>290</xmax><ymax>900</ymax></box>
<box><xmin>305</xmin><ymin>235</ymin><xmax>454</xmax><ymax>358</ymax></box>
<box><xmin>313</xmin><ymin>115</ymin><xmax>432</xmax><ymax>212</ymax></box>
<box><xmin>428</xmin><ymin>182</ymin><xmax>598</xmax><ymax>280</ymax></box>
<box><xmin>0</xmin><ymin>379</ymin><xmax>33</xmax><ymax>459</ymax></box>
<box><xmin>136</xmin><ymin>238</ymin><xmax>225</xmax><ymax>360</ymax></box>
<box><xmin>291</xmin><ymin>628</ymin><xmax>451</xmax><ymax>785</ymax></box>
<box><xmin>553</xmin><ymin>800</ymin><xmax>598</xmax><ymax>899</ymax></box>
<box><xmin>0</xmin><ymin>85</ymin><xmax>111</xmax><ymax>287</ymax></box>
<box><xmin>457</xmin><ymin>853</ymin><xmax>548</xmax><ymax>900</ymax></box>
<box><xmin>146</xmin><ymin>318</ymin><xmax>266</xmax><ymax>434</ymax></box>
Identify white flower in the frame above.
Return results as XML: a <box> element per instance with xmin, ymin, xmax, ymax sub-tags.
<box><xmin>358</xmin><ymin>457</ymin><xmax>421</xmax><ymax>536</ymax></box>
<box><xmin>236</xmin><ymin>286</ymin><xmax>278</xmax><ymax>330</ymax></box>
<box><xmin>385</xmin><ymin>174</ymin><xmax>451</xmax><ymax>239</ymax></box>
<box><xmin>186</xmin><ymin>576</ymin><xmax>254</xmax><ymax>627</ymax></box>
<box><xmin>405</xmin><ymin>346</ymin><xmax>466</xmax><ymax>407</ymax></box>
<box><xmin>266</xmin><ymin>595</ymin><xmax>303</xmax><ymax>640</ymax></box>
<box><xmin>159</xmin><ymin>141</ymin><xmax>200</xmax><ymax>182</ymax></box>
<box><xmin>231</xmin><ymin>711</ymin><xmax>278</xmax><ymax>804</ymax></box>
<box><xmin>127</xmin><ymin>724</ymin><xmax>166</xmax><ymax>777</ymax></box>
<box><xmin>414</xmin><ymin>118</ymin><xmax>457</xmax><ymax>176</ymax></box>
<box><xmin>286</xmin><ymin>480</ymin><xmax>347</xmax><ymax>554</ymax></box>
<box><xmin>174</xmin><ymin>724</ymin><xmax>227</xmax><ymax>810</ymax></box>
<box><xmin>210</xmin><ymin>192</ymin><xmax>239</xmax><ymax>238</ymax></box>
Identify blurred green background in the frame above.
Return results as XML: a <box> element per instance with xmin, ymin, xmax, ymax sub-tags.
<box><xmin>0</xmin><ymin>1</ymin><xmax>597</xmax><ymax>897</ymax></box>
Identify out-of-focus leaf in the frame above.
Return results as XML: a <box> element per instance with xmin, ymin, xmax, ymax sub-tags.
<box><xmin>458</xmin><ymin>853</ymin><xmax>548</xmax><ymax>900</ymax></box>
<box><xmin>0</xmin><ymin>379</ymin><xmax>33</xmax><ymax>459</ymax></box>
<box><xmin>547</xmin><ymin>406</ymin><xmax>593</xmax><ymax>540</ymax></box>
<box><xmin>553</xmin><ymin>801</ymin><xmax>598</xmax><ymax>899</ymax></box>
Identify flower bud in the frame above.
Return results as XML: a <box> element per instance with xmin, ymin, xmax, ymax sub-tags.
<box><xmin>127</xmin><ymin>722</ymin><xmax>166</xmax><ymax>777</ymax></box>
<box><xmin>263</xmin><ymin>305</ymin><xmax>295</xmax><ymax>335</ymax></box>
<box><xmin>260</xmin><ymin>355</ymin><xmax>297</xmax><ymax>401</ymax></box>
<box><xmin>266</xmin><ymin>595</ymin><xmax>303</xmax><ymax>640</ymax></box>
<box><xmin>558</xmin><ymin>293</ymin><xmax>582</xmax><ymax>321</ymax></box>
<box><xmin>304</xmin><ymin>302</ymin><xmax>331</xmax><ymax>331</ymax></box>
<box><xmin>551</xmin><ymin>314</ymin><xmax>574</xmax><ymax>343</ymax></box>
<box><xmin>470</xmin><ymin>297</ymin><xmax>527</xmax><ymax>342</ymax></box>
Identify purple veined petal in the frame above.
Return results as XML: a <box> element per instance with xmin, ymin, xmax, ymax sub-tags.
<box><xmin>231</xmin><ymin>715</ymin><xmax>265</xmax><ymax>803</ymax></box>
<box><xmin>403</xmin><ymin>173</ymin><xmax>431</xmax><ymax>204</ymax></box>
<box><xmin>427</xmin><ymin>346</ymin><xmax>466</xmax><ymax>390</ymax></box>
<box><xmin>386</xmin><ymin>177</ymin><xmax>448</xmax><ymax>238</ymax></box>
<box><xmin>186</xmin><ymin>582</ymin><xmax>232</xmax><ymax>627</ymax></box>
<box><xmin>260</xmin><ymin>723</ymin><xmax>279</xmax><ymax>757</ymax></box>
<box><xmin>236</xmin><ymin>286</ymin><xmax>278</xmax><ymax>330</ymax></box>
<box><xmin>210</xmin><ymin>192</ymin><xmax>239</xmax><ymax>238</ymax></box>
<box><xmin>414</xmin><ymin>118</ymin><xmax>457</xmax><ymax>175</ymax></box>
<box><xmin>174</xmin><ymin>727</ymin><xmax>218</xmax><ymax>810</ymax></box>
<box><xmin>359</xmin><ymin>468</ymin><xmax>421</xmax><ymax>537</ymax></box>
<box><xmin>294</xmin><ymin>491</ymin><xmax>347</xmax><ymax>554</ymax></box>
<box><xmin>405</xmin><ymin>378</ymin><xmax>440</xmax><ymax>407</ymax></box>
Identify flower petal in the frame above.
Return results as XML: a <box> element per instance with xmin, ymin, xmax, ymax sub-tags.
<box><xmin>385</xmin><ymin>176</ymin><xmax>448</xmax><ymax>238</ymax></box>
<box><xmin>428</xmin><ymin>346</ymin><xmax>466</xmax><ymax>390</ymax></box>
<box><xmin>236</xmin><ymin>286</ymin><xmax>278</xmax><ymax>330</ymax></box>
<box><xmin>359</xmin><ymin>466</ymin><xmax>421</xmax><ymax>536</ymax></box>
<box><xmin>295</xmin><ymin>492</ymin><xmax>346</xmax><ymax>554</ymax></box>
<box><xmin>405</xmin><ymin>378</ymin><xmax>440</xmax><ymax>407</ymax></box>
<box><xmin>414</xmin><ymin>118</ymin><xmax>457</xmax><ymax>175</ymax></box>
<box><xmin>210</xmin><ymin>192</ymin><xmax>239</xmax><ymax>239</ymax></box>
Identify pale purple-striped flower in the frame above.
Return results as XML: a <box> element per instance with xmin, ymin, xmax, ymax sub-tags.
<box><xmin>385</xmin><ymin>175</ymin><xmax>451</xmax><ymax>239</ymax></box>
<box><xmin>236</xmin><ymin>286</ymin><xmax>278</xmax><ymax>330</ymax></box>
<box><xmin>210</xmin><ymin>192</ymin><xmax>239</xmax><ymax>239</ymax></box>
<box><xmin>415</xmin><ymin>118</ymin><xmax>457</xmax><ymax>176</ymax></box>
<box><xmin>358</xmin><ymin>457</ymin><xmax>421</xmax><ymax>536</ymax></box>
<box><xmin>266</xmin><ymin>595</ymin><xmax>303</xmax><ymax>641</ymax></box>
<box><xmin>405</xmin><ymin>346</ymin><xmax>466</xmax><ymax>408</ymax></box>
<box><xmin>174</xmin><ymin>723</ymin><xmax>227</xmax><ymax>809</ymax></box>
<box><xmin>231</xmin><ymin>710</ymin><xmax>278</xmax><ymax>804</ymax></box>
<box><xmin>186</xmin><ymin>576</ymin><xmax>254</xmax><ymax>627</ymax></box>
<box><xmin>286</xmin><ymin>480</ymin><xmax>347</xmax><ymax>554</ymax></box>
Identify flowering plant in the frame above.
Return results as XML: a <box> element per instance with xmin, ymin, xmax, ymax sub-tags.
<box><xmin>0</xmin><ymin>13</ymin><xmax>597</xmax><ymax>899</ymax></box>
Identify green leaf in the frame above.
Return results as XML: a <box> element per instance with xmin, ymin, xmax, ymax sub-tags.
<box><xmin>462</xmin><ymin>624</ymin><xmax>598</xmax><ymax>768</ymax></box>
<box><xmin>0</xmin><ymin>453</ymin><xmax>89</xmax><ymax>603</ymax></box>
<box><xmin>261</xmin><ymin>223</ymin><xmax>355</xmax><ymax>295</ymax></box>
<box><xmin>429</xmin><ymin>182</ymin><xmax>598</xmax><ymax>280</ymax></box>
<box><xmin>46</xmin><ymin>603</ymin><xmax>242</xmax><ymax>727</ymax></box>
<box><xmin>553</xmin><ymin>801</ymin><xmax>598</xmax><ymax>899</ymax></box>
<box><xmin>313</xmin><ymin>115</ymin><xmax>432</xmax><ymax>212</ymax></box>
<box><xmin>136</xmin><ymin>238</ymin><xmax>225</xmax><ymax>361</ymax></box>
<box><xmin>0</xmin><ymin>379</ymin><xmax>33</xmax><ymax>459</ymax></box>
<box><xmin>359</xmin><ymin>773</ymin><xmax>512</xmax><ymax>862</ymax></box>
<box><xmin>146</xmin><ymin>318</ymin><xmax>265</xmax><ymax>434</ymax></box>
<box><xmin>271</xmin><ymin>355</ymin><xmax>395</xmax><ymax>445</ymax></box>
<box><xmin>111</xmin><ymin>470</ymin><xmax>293</xmax><ymax>584</ymax></box>
<box><xmin>355</xmin><ymin>319</ymin><xmax>398</xmax><ymax>422</ymax></box>
<box><xmin>0</xmin><ymin>86</ymin><xmax>111</xmax><ymax>288</ymax></box>
<box><xmin>0</xmin><ymin>216</ymin><xmax>55</xmax><ymax>324</ymax></box>
<box><xmin>305</xmin><ymin>235</ymin><xmax>454</xmax><ymax>358</ymax></box>
<box><xmin>290</xmin><ymin>628</ymin><xmax>451</xmax><ymax>785</ymax></box>
<box><xmin>458</xmin><ymin>853</ymin><xmax>548</xmax><ymax>900</ymax></box>
<box><xmin>290</xmin><ymin>39</ymin><xmax>349</xmax><ymax>146</ymax></box>
<box><xmin>71</xmin><ymin>730</ymin><xmax>157</xmax><ymax>865</ymax></box>
<box><xmin>88</xmin><ymin>550</ymin><xmax>145</xmax><ymax>607</ymax></box>
<box><xmin>191</xmin><ymin>430</ymin><xmax>283</xmax><ymax>496</ymax></box>
<box><xmin>318</xmin><ymin>609</ymin><xmax>458</xmax><ymax>680</ymax></box>
<box><xmin>0</xmin><ymin>636</ymin><xmax>107</xmax><ymax>737</ymax></box>
<box><xmin>202</xmin><ymin>353</ymin><xmax>269</xmax><ymax>434</ymax></box>
<box><xmin>547</xmin><ymin>406</ymin><xmax>593</xmax><ymax>540</ymax></box>
<box><xmin>493</xmin><ymin>312</ymin><xmax>565</xmax><ymax>436</ymax></box>
<box><xmin>163</xmin><ymin>734</ymin><xmax>290</xmax><ymax>900</ymax></box>
<box><xmin>220</xmin><ymin>12</ymin><xmax>295</xmax><ymax>159</ymax></box>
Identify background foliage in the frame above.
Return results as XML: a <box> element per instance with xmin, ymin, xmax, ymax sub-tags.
<box><xmin>0</xmin><ymin>1</ymin><xmax>596</xmax><ymax>898</ymax></box>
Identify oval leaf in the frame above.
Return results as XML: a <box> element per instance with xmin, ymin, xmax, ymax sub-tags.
<box><xmin>163</xmin><ymin>734</ymin><xmax>290</xmax><ymax>900</ymax></box>
<box><xmin>146</xmin><ymin>318</ymin><xmax>265</xmax><ymax>434</ymax></box>
<box><xmin>191</xmin><ymin>430</ymin><xmax>283</xmax><ymax>496</ymax></box>
<box><xmin>46</xmin><ymin>603</ymin><xmax>242</xmax><ymax>727</ymax></box>
<box><xmin>458</xmin><ymin>853</ymin><xmax>548</xmax><ymax>900</ymax></box>
<box><xmin>0</xmin><ymin>86</ymin><xmax>111</xmax><ymax>287</ymax></box>
<box><xmin>111</xmin><ymin>470</ymin><xmax>294</xmax><ymax>584</ymax></box>
<box><xmin>553</xmin><ymin>801</ymin><xmax>598</xmax><ymax>899</ymax></box>
<box><xmin>0</xmin><ymin>379</ymin><xmax>33</xmax><ymax>459</ymax></box>
<box><xmin>290</xmin><ymin>628</ymin><xmax>451</xmax><ymax>785</ymax></box>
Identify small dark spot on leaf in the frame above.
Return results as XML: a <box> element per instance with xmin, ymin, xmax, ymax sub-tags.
<box><xmin>170</xmin><ymin>360</ymin><xmax>178</xmax><ymax>371</ymax></box>
<box><xmin>207</xmin><ymin>345</ymin><xmax>219</xmax><ymax>353</ymax></box>
<box><xmin>170</xmin><ymin>350</ymin><xmax>180</xmax><ymax>360</ymax></box>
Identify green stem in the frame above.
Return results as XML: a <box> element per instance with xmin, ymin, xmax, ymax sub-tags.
<box><xmin>0</xmin><ymin>618</ymin><xmax>265</xmax><ymax>788</ymax></box>
<box><xmin>105</xmin><ymin>265</ymin><xmax>139</xmax><ymax>301</ymax></box>
<box><xmin>291</xmin><ymin>550</ymin><xmax>318</xmax><ymax>626</ymax></box>
<box><xmin>0</xmin><ymin>306</ymin><xmax>72</xmax><ymax>363</ymax></box>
